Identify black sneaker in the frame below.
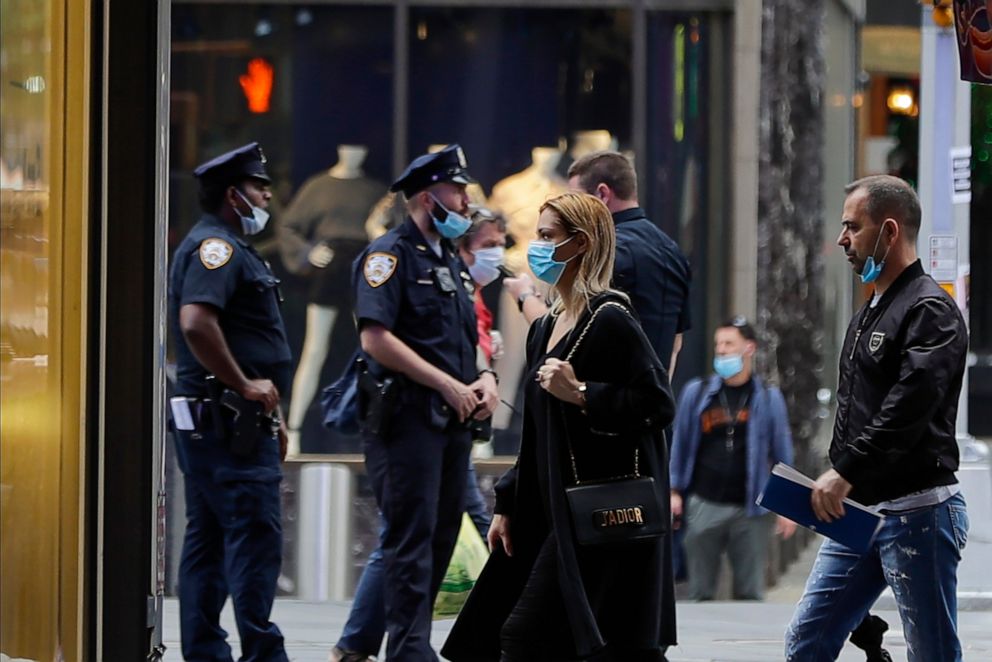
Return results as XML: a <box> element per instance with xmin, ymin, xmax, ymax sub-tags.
<box><xmin>328</xmin><ymin>645</ymin><xmax>377</xmax><ymax>662</ymax></box>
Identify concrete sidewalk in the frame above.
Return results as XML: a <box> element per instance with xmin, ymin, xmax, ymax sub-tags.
<box><xmin>162</xmin><ymin>533</ymin><xmax>992</xmax><ymax>661</ymax></box>
<box><xmin>160</xmin><ymin>598</ymin><xmax>992</xmax><ymax>661</ymax></box>
<box><xmin>162</xmin><ymin>460</ymin><xmax>992</xmax><ymax>661</ymax></box>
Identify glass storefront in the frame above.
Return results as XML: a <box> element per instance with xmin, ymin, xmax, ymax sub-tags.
<box><xmin>170</xmin><ymin>2</ymin><xmax>727</xmax><ymax>455</ymax></box>
<box><xmin>1</xmin><ymin>0</ymin><xmax>89</xmax><ymax>659</ymax></box>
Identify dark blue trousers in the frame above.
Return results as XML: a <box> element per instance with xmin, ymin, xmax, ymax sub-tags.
<box><xmin>336</xmin><ymin>459</ymin><xmax>490</xmax><ymax>656</ymax></box>
<box><xmin>176</xmin><ymin>428</ymin><xmax>288</xmax><ymax>662</ymax></box>
<box><xmin>363</xmin><ymin>408</ymin><xmax>472</xmax><ymax>661</ymax></box>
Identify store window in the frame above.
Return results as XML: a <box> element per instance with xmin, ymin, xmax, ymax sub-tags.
<box><xmin>406</xmin><ymin>7</ymin><xmax>632</xmax><ymax>183</ymax></box>
<box><xmin>171</xmin><ymin>4</ymin><xmax>394</xmax><ymax>455</ymax></box>
<box><xmin>646</xmin><ymin>12</ymin><xmax>721</xmax><ymax>389</ymax></box>
<box><xmin>169</xmin><ymin>3</ymin><xmax>725</xmax><ymax>455</ymax></box>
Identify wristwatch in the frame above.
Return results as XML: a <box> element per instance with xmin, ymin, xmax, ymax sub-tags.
<box><xmin>479</xmin><ymin>368</ymin><xmax>499</xmax><ymax>385</ymax></box>
<box><xmin>576</xmin><ymin>382</ymin><xmax>588</xmax><ymax>406</ymax></box>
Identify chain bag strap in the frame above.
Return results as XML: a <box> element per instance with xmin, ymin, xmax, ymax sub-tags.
<box><xmin>560</xmin><ymin>300</ymin><xmax>666</xmax><ymax>546</ymax></box>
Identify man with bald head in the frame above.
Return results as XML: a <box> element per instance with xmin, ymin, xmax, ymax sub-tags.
<box><xmin>785</xmin><ymin>175</ymin><xmax>969</xmax><ymax>662</ymax></box>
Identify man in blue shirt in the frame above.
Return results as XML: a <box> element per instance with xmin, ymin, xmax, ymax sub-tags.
<box><xmin>669</xmin><ymin>317</ymin><xmax>796</xmax><ymax>600</ymax></box>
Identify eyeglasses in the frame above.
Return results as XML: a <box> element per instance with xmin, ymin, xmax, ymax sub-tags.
<box><xmin>730</xmin><ymin>315</ymin><xmax>749</xmax><ymax>328</ymax></box>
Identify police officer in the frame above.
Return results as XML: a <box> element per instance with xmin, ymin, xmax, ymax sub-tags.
<box><xmin>351</xmin><ymin>144</ymin><xmax>499</xmax><ymax>661</ymax></box>
<box><xmin>168</xmin><ymin>142</ymin><xmax>291</xmax><ymax>662</ymax></box>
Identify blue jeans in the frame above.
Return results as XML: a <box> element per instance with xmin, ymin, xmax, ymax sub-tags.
<box><xmin>464</xmin><ymin>461</ymin><xmax>491</xmax><ymax>540</ymax></box>
<box><xmin>785</xmin><ymin>493</ymin><xmax>969</xmax><ymax>662</ymax></box>
<box><xmin>338</xmin><ymin>526</ymin><xmax>387</xmax><ymax>656</ymax></box>
<box><xmin>337</xmin><ymin>459</ymin><xmax>490</xmax><ymax>656</ymax></box>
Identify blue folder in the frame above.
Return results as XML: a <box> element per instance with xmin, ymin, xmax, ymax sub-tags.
<box><xmin>756</xmin><ymin>463</ymin><xmax>884</xmax><ymax>553</ymax></box>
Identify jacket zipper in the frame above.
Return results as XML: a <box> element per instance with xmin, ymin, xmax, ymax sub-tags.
<box><xmin>840</xmin><ymin>305</ymin><xmax>873</xmax><ymax>443</ymax></box>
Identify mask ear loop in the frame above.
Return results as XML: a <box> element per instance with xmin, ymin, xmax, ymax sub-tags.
<box><xmin>429</xmin><ymin>193</ymin><xmax>451</xmax><ymax>221</ymax></box>
<box><xmin>551</xmin><ymin>234</ymin><xmax>580</xmax><ymax>264</ymax></box>
<box><xmin>869</xmin><ymin>219</ymin><xmax>896</xmax><ymax>264</ymax></box>
<box><xmin>233</xmin><ymin>188</ymin><xmax>256</xmax><ymax>217</ymax></box>
<box><xmin>877</xmin><ymin>219</ymin><xmax>895</xmax><ymax>264</ymax></box>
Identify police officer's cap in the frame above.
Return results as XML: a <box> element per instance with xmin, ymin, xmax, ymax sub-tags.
<box><xmin>390</xmin><ymin>144</ymin><xmax>475</xmax><ymax>197</ymax></box>
<box><xmin>193</xmin><ymin>142</ymin><xmax>271</xmax><ymax>190</ymax></box>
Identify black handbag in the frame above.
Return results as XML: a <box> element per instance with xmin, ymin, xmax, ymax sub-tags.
<box><xmin>560</xmin><ymin>301</ymin><xmax>666</xmax><ymax>546</ymax></box>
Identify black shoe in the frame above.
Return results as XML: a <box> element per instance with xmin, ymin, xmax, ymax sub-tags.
<box><xmin>328</xmin><ymin>645</ymin><xmax>376</xmax><ymax>662</ymax></box>
<box><xmin>850</xmin><ymin>614</ymin><xmax>891</xmax><ymax>662</ymax></box>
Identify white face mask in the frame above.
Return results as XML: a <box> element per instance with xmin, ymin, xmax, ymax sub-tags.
<box><xmin>468</xmin><ymin>246</ymin><xmax>505</xmax><ymax>286</ymax></box>
<box><xmin>235</xmin><ymin>189</ymin><xmax>270</xmax><ymax>235</ymax></box>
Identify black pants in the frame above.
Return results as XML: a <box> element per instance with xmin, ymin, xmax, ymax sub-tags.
<box><xmin>363</xmin><ymin>405</ymin><xmax>472</xmax><ymax>662</ymax></box>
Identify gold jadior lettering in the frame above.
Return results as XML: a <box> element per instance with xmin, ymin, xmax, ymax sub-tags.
<box><xmin>594</xmin><ymin>506</ymin><xmax>645</xmax><ymax>529</ymax></box>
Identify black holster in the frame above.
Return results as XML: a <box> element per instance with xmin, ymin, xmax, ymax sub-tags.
<box><xmin>357</xmin><ymin>359</ymin><xmax>400</xmax><ymax>437</ymax></box>
<box><xmin>219</xmin><ymin>389</ymin><xmax>275</xmax><ymax>458</ymax></box>
<box><xmin>204</xmin><ymin>376</ymin><xmax>227</xmax><ymax>441</ymax></box>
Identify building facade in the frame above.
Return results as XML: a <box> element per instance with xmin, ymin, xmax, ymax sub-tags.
<box><xmin>1</xmin><ymin>1</ymin><xmax>931</xmax><ymax>659</ymax></box>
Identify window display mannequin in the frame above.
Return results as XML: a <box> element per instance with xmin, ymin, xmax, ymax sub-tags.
<box><xmin>277</xmin><ymin>144</ymin><xmax>386</xmax><ymax>456</ymax></box>
<box><xmin>571</xmin><ymin>129</ymin><xmax>615</xmax><ymax>158</ymax></box>
<box><xmin>554</xmin><ymin>129</ymin><xmax>617</xmax><ymax>179</ymax></box>
<box><xmin>489</xmin><ymin>146</ymin><xmax>567</xmax><ymax>272</ymax></box>
<box><xmin>487</xmin><ymin>146</ymin><xmax>568</xmax><ymax>430</ymax></box>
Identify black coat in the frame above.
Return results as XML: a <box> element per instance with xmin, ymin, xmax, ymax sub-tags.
<box><xmin>442</xmin><ymin>292</ymin><xmax>677</xmax><ymax>660</ymax></box>
<box><xmin>831</xmin><ymin>260</ymin><xmax>968</xmax><ymax>504</ymax></box>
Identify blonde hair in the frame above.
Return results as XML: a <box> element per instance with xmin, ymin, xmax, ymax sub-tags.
<box><xmin>539</xmin><ymin>191</ymin><xmax>625</xmax><ymax>316</ymax></box>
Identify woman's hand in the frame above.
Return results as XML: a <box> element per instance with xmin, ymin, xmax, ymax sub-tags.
<box><xmin>487</xmin><ymin>514</ymin><xmax>513</xmax><ymax>557</ymax></box>
<box><xmin>536</xmin><ymin>358</ymin><xmax>584</xmax><ymax>406</ymax></box>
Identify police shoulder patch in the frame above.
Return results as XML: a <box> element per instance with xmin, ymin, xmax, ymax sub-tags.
<box><xmin>199</xmin><ymin>238</ymin><xmax>234</xmax><ymax>269</ymax></box>
<box><xmin>364</xmin><ymin>252</ymin><xmax>398</xmax><ymax>288</ymax></box>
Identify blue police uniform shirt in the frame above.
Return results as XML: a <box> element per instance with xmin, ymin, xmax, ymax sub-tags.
<box><xmin>353</xmin><ymin>216</ymin><xmax>478</xmax><ymax>397</ymax></box>
<box><xmin>612</xmin><ymin>207</ymin><xmax>692</xmax><ymax>370</ymax></box>
<box><xmin>169</xmin><ymin>214</ymin><xmax>293</xmax><ymax>396</ymax></box>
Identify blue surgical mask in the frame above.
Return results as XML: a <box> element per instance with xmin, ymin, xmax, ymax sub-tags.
<box><xmin>468</xmin><ymin>246</ymin><xmax>504</xmax><ymax>286</ymax></box>
<box><xmin>235</xmin><ymin>189</ymin><xmax>270</xmax><ymax>236</ymax></box>
<box><xmin>713</xmin><ymin>354</ymin><xmax>744</xmax><ymax>379</ymax></box>
<box><xmin>429</xmin><ymin>194</ymin><xmax>472</xmax><ymax>239</ymax></box>
<box><xmin>527</xmin><ymin>236</ymin><xmax>577</xmax><ymax>285</ymax></box>
<box><xmin>860</xmin><ymin>223</ymin><xmax>892</xmax><ymax>284</ymax></box>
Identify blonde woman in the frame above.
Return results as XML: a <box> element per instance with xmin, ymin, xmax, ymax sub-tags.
<box><xmin>443</xmin><ymin>192</ymin><xmax>677</xmax><ymax>661</ymax></box>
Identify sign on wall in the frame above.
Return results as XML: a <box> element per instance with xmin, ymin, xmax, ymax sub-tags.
<box><xmin>954</xmin><ymin>0</ymin><xmax>992</xmax><ymax>84</ymax></box>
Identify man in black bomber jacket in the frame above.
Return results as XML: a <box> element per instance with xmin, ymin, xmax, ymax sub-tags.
<box><xmin>785</xmin><ymin>175</ymin><xmax>969</xmax><ymax>662</ymax></box>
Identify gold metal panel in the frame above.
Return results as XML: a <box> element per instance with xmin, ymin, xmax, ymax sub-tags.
<box><xmin>1</xmin><ymin>0</ymin><xmax>89</xmax><ymax>659</ymax></box>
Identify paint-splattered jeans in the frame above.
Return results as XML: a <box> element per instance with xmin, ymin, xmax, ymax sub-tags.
<box><xmin>785</xmin><ymin>492</ymin><xmax>968</xmax><ymax>662</ymax></box>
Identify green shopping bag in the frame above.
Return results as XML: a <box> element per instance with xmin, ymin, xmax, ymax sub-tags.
<box><xmin>433</xmin><ymin>513</ymin><xmax>489</xmax><ymax>618</ymax></box>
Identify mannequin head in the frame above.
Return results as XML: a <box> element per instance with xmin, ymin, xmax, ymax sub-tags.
<box><xmin>531</xmin><ymin>147</ymin><xmax>563</xmax><ymax>177</ymax></box>
<box><xmin>570</xmin><ymin>130</ymin><xmax>615</xmax><ymax>159</ymax></box>
<box><xmin>330</xmin><ymin>144</ymin><xmax>368</xmax><ymax>179</ymax></box>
